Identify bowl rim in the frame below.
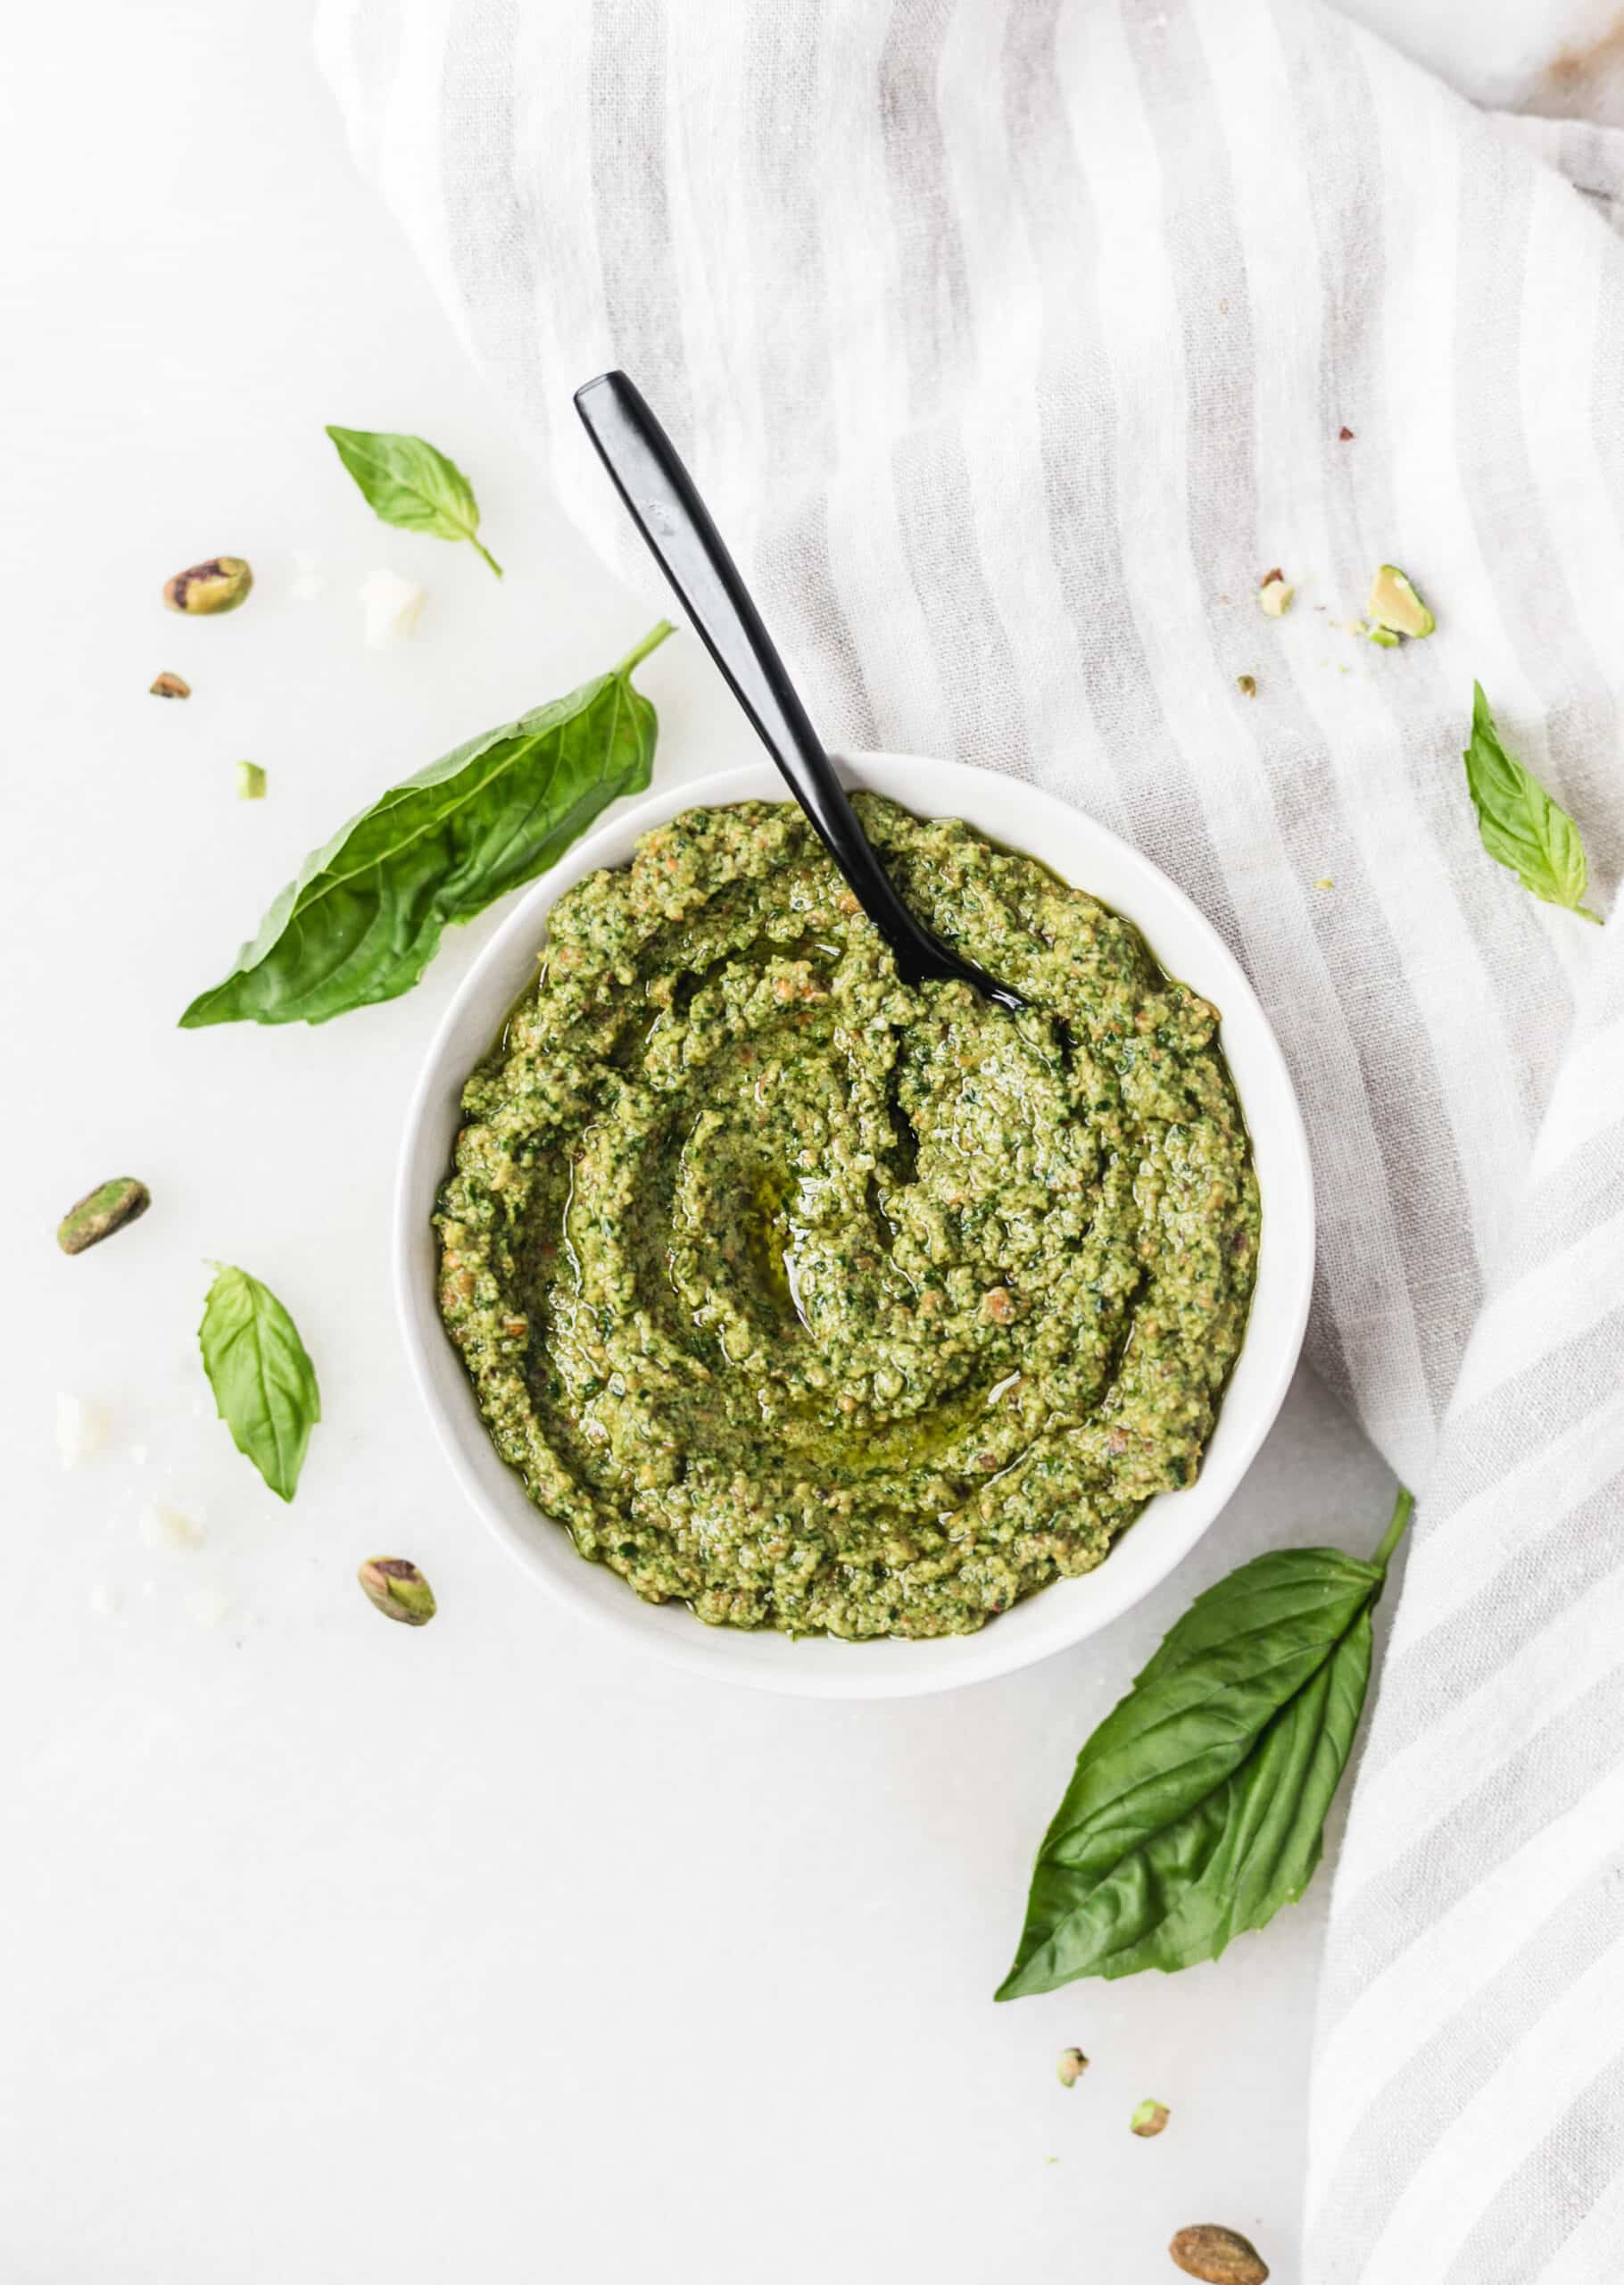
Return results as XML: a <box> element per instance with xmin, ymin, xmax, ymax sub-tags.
<box><xmin>394</xmin><ymin>752</ymin><xmax>1314</xmax><ymax>1699</ymax></box>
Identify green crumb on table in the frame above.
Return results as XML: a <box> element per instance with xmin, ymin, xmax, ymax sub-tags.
<box><xmin>236</xmin><ymin>761</ymin><xmax>267</xmax><ymax>801</ymax></box>
<box><xmin>1314</xmin><ymin>877</ymin><xmax>1334</xmax><ymax>890</ymax></box>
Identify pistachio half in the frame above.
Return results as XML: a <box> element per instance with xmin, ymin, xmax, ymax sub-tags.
<box><xmin>1366</xmin><ymin>563</ymin><xmax>1434</xmax><ymax>639</ymax></box>
<box><xmin>57</xmin><ymin>1177</ymin><xmax>152</xmax><ymax>1255</ymax></box>
<box><xmin>149</xmin><ymin>671</ymin><xmax>192</xmax><ymax>698</ymax></box>
<box><xmin>1258</xmin><ymin>572</ymin><xmax>1294</xmax><ymax>618</ymax></box>
<box><xmin>1168</xmin><ymin>2223</ymin><xmax>1269</xmax><ymax>2283</ymax></box>
<box><xmin>358</xmin><ymin>1557</ymin><xmax>437</xmax><ymax>1626</ymax></box>
<box><xmin>1131</xmin><ymin>2099</ymin><xmax>1171</xmax><ymax>2138</ymax></box>
<box><xmin>162</xmin><ymin>557</ymin><xmax>253</xmax><ymax>615</ymax></box>
<box><xmin>1056</xmin><ymin>2046</ymin><xmax>1089</xmax><ymax>2088</ymax></box>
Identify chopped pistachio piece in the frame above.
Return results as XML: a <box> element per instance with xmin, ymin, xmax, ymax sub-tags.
<box><xmin>1367</xmin><ymin>563</ymin><xmax>1434</xmax><ymax>639</ymax></box>
<box><xmin>149</xmin><ymin>671</ymin><xmax>191</xmax><ymax>699</ymax></box>
<box><xmin>1169</xmin><ymin>2223</ymin><xmax>1270</xmax><ymax>2283</ymax></box>
<box><xmin>1258</xmin><ymin>573</ymin><xmax>1293</xmax><ymax>618</ymax></box>
<box><xmin>359</xmin><ymin>1557</ymin><xmax>437</xmax><ymax>1626</ymax></box>
<box><xmin>57</xmin><ymin>1176</ymin><xmax>151</xmax><ymax>1255</ymax></box>
<box><xmin>1131</xmin><ymin>2099</ymin><xmax>1171</xmax><ymax>2138</ymax></box>
<box><xmin>1056</xmin><ymin>2047</ymin><xmax>1089</xmax><ymax>2088</ymax></box>
<box><xmin>1364</xmin><ymin>623</ymin><xmax>1401</xmax><ymax>648</ymax></box>
<box><xmin>236</xmin><ymin>761</ymin><xmax>267</xmax><ymax>801</ymax></box>
<box><xmin>1236</xmin><ymin>674</ymin><xmax>1256</xmax><ymax>698</ymax></box>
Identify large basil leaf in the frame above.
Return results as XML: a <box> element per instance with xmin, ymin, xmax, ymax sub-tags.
<box><xmin>180</xmin><ymin>622</ymin><xmax>673</xmax><ymax>1026</ymax></box>
<box><xmin>327</xmin><ymin>426</ymin><xmax>502</xmax><ymax>577</ymax></box>
<box><xmin>996</xmin><ymin>1497</ymin><xmax>1413</xmax><ymax>1997</ymax></box>
<box><xmin>198</xmin><ymin>1264</ymin><xmax>321</xmax><ymax>1503</ymax></box>
<box><xmin>1463</xmin><ymin>683</ymin><xmax>1601</xmax><ymax>924</ymax></box>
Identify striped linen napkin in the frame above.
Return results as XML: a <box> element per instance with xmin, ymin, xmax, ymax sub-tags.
<box><xmin>316</xmin><ymin>2</ymin><xmax>1624</xmax><ymax>2273</ymax></box>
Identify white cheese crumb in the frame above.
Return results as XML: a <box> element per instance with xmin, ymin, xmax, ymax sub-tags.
<box><xmin>289</xmin><ymin>549</ymin><xmax>324</xmax><ymax>602</ymax></box>
<box><xmin>128</xmin><ymin>1443</ymin><xmax>149</xmax><ymax>1467</ymax></box>
<box><xmin>88</xmin><ymin>1580</ymin><xmax>123</xmax><ymax>1619</ymax></box>
<box><xmin>138</xmin><ymin>1500</ymin><xmax>205</xmax><ymax>1551</ymax></box>
<box><xmin>56</xmin><ymin>1393</ymin><xmax>107</xmax><ymax>1470</ymax></box>
<box><xmin>360</xmin><ymin>569</ymin><xmax>427</xmax><ymax>649</ymax></box>
<box><xmin>185</xmin><ymin>1588</ymin><xmax>233</xmax><ymax>1628</ymax></box>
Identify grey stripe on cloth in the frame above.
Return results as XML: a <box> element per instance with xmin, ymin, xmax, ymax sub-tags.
<box><xmin>1447</xmin><ymin>2048</ymin><xmax>1624</xmax><ymax>2285</ymax></box>
<box><xmin>1312</xmin><ymin>1836</ymin><xmax>1624</xmax><ymax>2282</ymax></box>
<box><xmin>314</xmin><ymin>4</ymin><xmax>1624</xmax><ymax>2275</ymax></box>
<box><xmin>1320</xmin><ymin>1531</ymin><xmax>1624</xmax><ymax>2022</ymax></box>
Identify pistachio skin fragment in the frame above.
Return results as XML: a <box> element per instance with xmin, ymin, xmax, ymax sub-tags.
<box><xmin>1236</xmin><ymin>674</ymin><xmax>1256</xmax><ymax>698</ymax></box>
<box><xmin>57</xmin><ymin>1177</ymin><xmax>152</xmax><ymax>1256</ymax></box>
<box><xmin>1131</xmin><ymin>2099</ymin><xmax>1171</xmax><ymax>2138</ymax></box>
<box><xmin>1367</xmin><ymin>563</ymin><xmax>1434</xmax><ymax>639</ymax></box>
<box><xmin>1056</xmin><ymin>2046</ymin><xmax>1089</xmax><ymax>2088</ymax></box>
<box><xmin>162</xmin><ymin>557</ymin><xmax>253</xmax><ymax>615</ymax></box>
<box><xmin>358</xmin><ymin>1558</ymin><xmax>437</xmax><ymax>1626</ymax></box>
<box><xmin>1168</xmin><ymin>2223</ymin><xmax>1269</xmax><ymax>2283</ymax></box>
<box><xmin>149</xmin><ymin>671</ymin><xmax>191</xmax><ymax>698</ymax></box>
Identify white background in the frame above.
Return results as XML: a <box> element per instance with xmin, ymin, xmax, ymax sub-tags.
<box><xmin>0</xmin><ymin>5</ymin><xmax>1413</xmax><ymax>2280</ymax></box>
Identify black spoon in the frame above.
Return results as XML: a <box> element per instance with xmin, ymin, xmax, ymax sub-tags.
<box><xmin>573</xmin><ymin>370</ymin><xmax>1026</xmax><ymax>1015</ymax></box>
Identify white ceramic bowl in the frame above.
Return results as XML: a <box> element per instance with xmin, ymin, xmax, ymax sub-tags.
<box><xmin>396</xmin><ymin>755</ymin><xmax>1313</xmax><ymax>1699</ymax></box>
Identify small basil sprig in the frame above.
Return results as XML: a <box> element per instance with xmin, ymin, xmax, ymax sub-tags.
<box><xmin>180</xmin><ymin>622</ymin><xmax>672</xmax><ymax>1026</ymax></box>
<box><xmin>326</xmin><ymin>426</ymin><xmax>503</xmax><ymax>577</ymax></box>
<box><xmin>198</xmin><ymin>1264</ymin><xmax>321</xmax><ymax>1502</ymax></box>
<box><xmin>996</xmin><ymin>1489</ymin><xmax>1413</xmax><ymax>1997</ymax></box>
<box><xmin>1463</xmin><ymin>685</ymin><xmax>1601</xmax><ymax>924</ymax></box>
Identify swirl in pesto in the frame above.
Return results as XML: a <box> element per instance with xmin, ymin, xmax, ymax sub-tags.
<box><xmin>437</xmin><ymin>797</ymin><xmax>1258</xmax><ymax>1640</ymax></box>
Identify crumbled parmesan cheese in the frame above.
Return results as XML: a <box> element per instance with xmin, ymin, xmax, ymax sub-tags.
<box><xmin>360</xmin><ymin>569</ymin><xmax>427</xmax><ymax>649</ymax></box>
<box><xmin>88</xmin><ymin>1580</ymin><xmax>123</xmax><ymax>1619</ymax></box>
<box><xmin>57</xmin><ymin>1393</ymin><xmax>107</xmax><ymax>1470</ymax></box>
<box><xmin>138</xmin><ymin>1500</ymin><xmax>205</xmax><ymax>1551</ymax></box>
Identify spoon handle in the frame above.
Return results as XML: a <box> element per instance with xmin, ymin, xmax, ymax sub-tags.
<box><xmin>573</xmin><ymin>370</ymin><xmax>939</xmax><ymax>980</ymax></box>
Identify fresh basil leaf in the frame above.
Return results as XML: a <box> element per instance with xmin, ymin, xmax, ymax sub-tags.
<box><xmin>326</xmin><ymin>426</ymin><xmax>503</xmax><ymax>577</ymax></box>
<box><xmin>180</xmin><ymin>622</ymin><xmax>673</xmax><ymax>1027</ymax></box>
<box><xmin>995</xmin><ymin>1495</ymin><xmax>1413</xmax><ymax>1998</ymax></box>
<box><xmin>198</xmin><ymin>1264</ymin><xmax>320</xmax><ymax>1503</ymax></box>
<box><xmin>1463</xmin><ymin>684</ymin><xmax>1602</xmax><ymax>924</ymax></box>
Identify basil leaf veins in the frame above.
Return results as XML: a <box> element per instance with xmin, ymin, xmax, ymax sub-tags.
<box><xmin>1463</xmin><ymin>684</ymin><xmax>1601</xmax><ymax>924</ymax></box>
<box><xmin>996</xmin><ymin>1489</ymin><xmax>1413</xmax><ymax>1997</ymax></box>
<box><xmin>180</xmin><ymin>621</ymin><xmax>673</xmax><ymax>1027</ymax></box>
<box><xmin>198</xmin><ymin>1263</ymin><xmax>321</xmax><ymax>1503</ymax></box>
<box><xmin>327</xmin><ymin>426</ymin><xmax>503</xmax><ymax>576</ymax></box>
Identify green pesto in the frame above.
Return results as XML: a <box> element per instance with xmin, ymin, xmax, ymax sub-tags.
<box><xmin>436</xmin><ymin>798</ymin><xmax>1259</xmax><ymax>1641</ymax></box>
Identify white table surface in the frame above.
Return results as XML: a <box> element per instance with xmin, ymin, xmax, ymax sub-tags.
<box><xmin>1</xmin><ymin>5</ymin><xmax>1403</xmax><ymax>2280</ymax></box>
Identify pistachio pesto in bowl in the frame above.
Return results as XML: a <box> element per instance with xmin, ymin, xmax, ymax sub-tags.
<box><xmin>399</xmin><ymin>749</ymin><xmax>1315</xmax><ymax>1699</ymax></box>
<box><xmin>432</xmin><ymin>787</ymin><xmax>1261</xmax><ymax>1644</ymax></box>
